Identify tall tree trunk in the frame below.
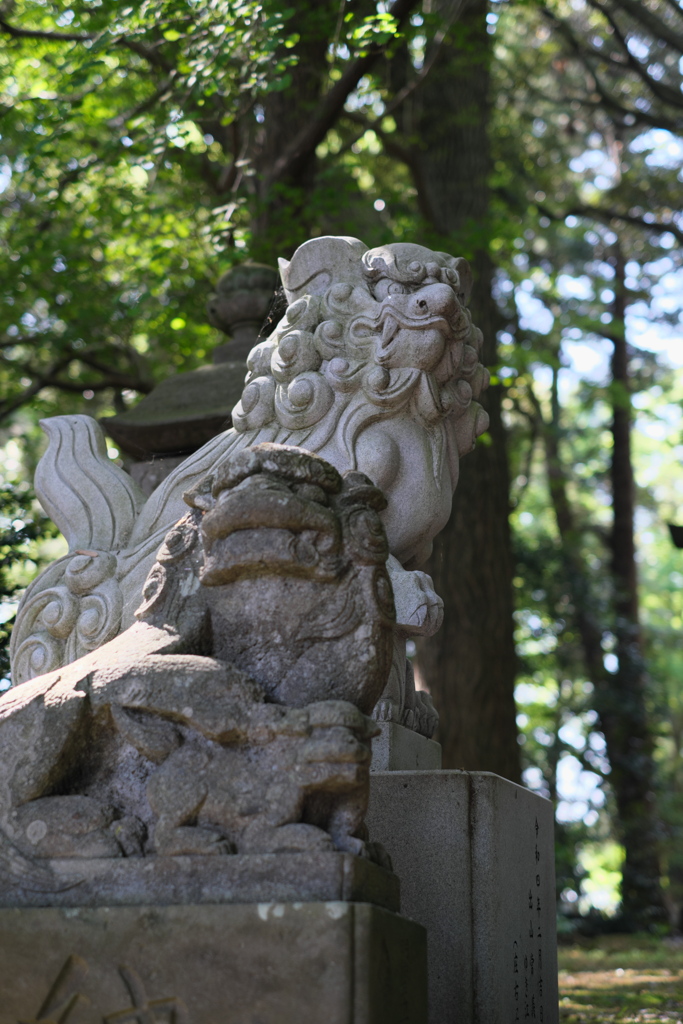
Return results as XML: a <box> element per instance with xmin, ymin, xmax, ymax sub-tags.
<box><xmin>249</xmin><ymin>2</ymin><xmax>334</xmax><ymax>259</ymax></box>
<box><xmin>534</xmin><ymin>308</ymin><xmax>665</xmax><ymax>925</ymax></box>
<box><xmin>600</xmin><ymin>244</ymin><xmax>665</xmax><ymax>925</ymax></box>
<box><xmin>250</xmin><ymin>0</ymin><xmax>421</xmax><ymax>260</ymax></box>
<box><xmin>406</xmin><ymin>0</ymin><xmax>520</xmax><ymax>780</ymax></box>
<box><xmin>539</xmin><ymin>371</ymin><xmax>607</xmax><ymax>696</ymax></box>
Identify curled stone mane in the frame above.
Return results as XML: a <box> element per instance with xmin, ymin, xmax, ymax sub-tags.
<box><xmin>223</xmin><ymin>237</ymin><xmax>489</xmax><ymax>471</ymax></box>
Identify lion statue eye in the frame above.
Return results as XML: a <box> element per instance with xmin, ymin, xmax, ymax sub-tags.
<box><xmin>374</xmin><ymin>278</ymin><xmax>407</xmax><ymax>300</ymax></box>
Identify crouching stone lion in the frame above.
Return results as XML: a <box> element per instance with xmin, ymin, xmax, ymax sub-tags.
<box><xmin>0</xmin><ymin>444</ymin><xmax>395</xmax><ymax>879</ymax></box>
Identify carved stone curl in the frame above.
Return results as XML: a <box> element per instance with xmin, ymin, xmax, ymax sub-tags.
<box><xmin>10</xmin><ymin>415</ymin><xmax>144</xmax><ymax>681</ymax></box>
<box><xmin>0</xmin><ymin>445</ymin><xmax>394</xmax><ymax>878</ymax></box>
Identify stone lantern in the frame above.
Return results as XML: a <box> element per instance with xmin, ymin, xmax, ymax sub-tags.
<box><xmin>102</xmin><ymin>262</ymin><xmax>279</xmax><ymax>495</ymax></box>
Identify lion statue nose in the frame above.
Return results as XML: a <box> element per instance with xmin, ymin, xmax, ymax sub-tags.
<box><xmin>407</xmin><ymin>283</ymin><xmax>458</xmax><ymax>319</ymax></box>
<box><xmin>381</xmin><ymin>283</ymin><xmax>457</xmax><ymax>322</ymax></box>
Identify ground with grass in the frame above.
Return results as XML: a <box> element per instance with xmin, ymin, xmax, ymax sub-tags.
<box><xmin>559</xmin><ymin>934</ymin><xmax>683</xmax><ymax>1023</ymax></box>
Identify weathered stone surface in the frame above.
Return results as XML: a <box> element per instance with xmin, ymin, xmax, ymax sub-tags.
<box><xmin>14</xmin><ymin>237</ymin><xmax>489</xmax><ymax>737</ymax></box>
<box><xmin>0</xmin><ymin>446</ymin><xmax>396</xmax><ymax>900</ymax></box>
<box><xmin>0</xmin><ymin>901</ymin><xmax>427</xmax><ymax>1024</ymax></box>
<box><xmin>370</xmin><ymin>722</ymin><xmax>442</xmax><ymax>772</ymax></box>
<box><xmin>367</xmin><ymin>770</ymin><xmax>559</xmax><ymax>1024</ymax></box>
<box><xmin>0</xmin><ymin>851</ymin><xmax>399</xmax><ymax>911</ymax></box>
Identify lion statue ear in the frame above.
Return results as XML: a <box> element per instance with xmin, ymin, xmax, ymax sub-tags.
<box><xmin>278</xmin><ymin>236</ymin><xmax>369</xmax><ymax>304</ymax></box>
<box><xmin>452</xmin><ymin>257</ymin><xmax>473</xmax><ymax>305</ymax></box>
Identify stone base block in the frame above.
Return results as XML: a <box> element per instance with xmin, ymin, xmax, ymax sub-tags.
<box><xmin>0</xmin><ymin>901</ymin><xmax>427</xmax><ymax>1024</ymax></box>
<box><xmin>0</xmin><ymin>851</ymin><xmax>398</xmax><ymax>912</ymax></box>
<box><xmin>370</xmin><ymin>722</ymin><xmax>442</xmax><ymax>771</ymax></box>
<box><xmin>367</xmin><ymin>770</ymin><xmax>559</xmax><ymax>1024</ymax></box>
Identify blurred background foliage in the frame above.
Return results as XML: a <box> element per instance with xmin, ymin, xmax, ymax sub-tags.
<box><xmin>1</xmin><ymin>0</ymin><xmax>683</xmax><ymax>929</ymax></box>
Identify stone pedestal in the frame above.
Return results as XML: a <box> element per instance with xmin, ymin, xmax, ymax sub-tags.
<box><xmin>371</xmin><ymin>722</ymin><xmax>442</xmax><ymax>772</ymax></box>
<box><xmin>0</xmin><ymin>851</ymin><xmax>399</xmax><ymax>911</ymax></box>
<box><xmin>0</xmin><ymin>901</ymin><xmax>427</xmax><ymax>1024</ymax></box>
<box><xmin>367</xmin><ymin>770</ymin><xmax>559</xmax><ymax>1024</ymax></box>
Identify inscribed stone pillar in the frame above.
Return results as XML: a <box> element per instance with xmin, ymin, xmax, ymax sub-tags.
<box><xmin>367</xmin><ymin>770</ymin><xmax>559</xmax><ymax>1024</ymax></box>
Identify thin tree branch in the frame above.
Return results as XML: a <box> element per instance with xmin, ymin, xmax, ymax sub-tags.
<box><xmin>0</xmin><ymin>332</ymin><xmax>62</xmax><ymax>349</ymax></box>
<box><xmin>0</xmin><ymin>17</ymin><xmax>94</xmax><ymax>41</ymax></box>
<box><xmin>107</xmin><ymin>75</ymin><xmax>176</xmax><ymax>128</ymax></box>
<box><xmin>267</xmin><ymin>0</ymin><xmax>422</xmax><ymax>185</ymax></box>
<box><xmin>538</xmin><ymin>196</ymin><xmax>683</xmax><ymax>246</ymax></box>
<box><xmin>524</xmin><ymin>76</ymin><xmax>681</xmax><ymax>133</ymax></box>
<box><xmin>595</xmin><ymin>0</ymin><xmax>683</xmax><ymax>55</ymax></box>
<box><xmin>382</xmin><ymin>7</ymin><xmax>461</xmax><ymax>118</ymax></box>
<box><xmin>340</xmin><ymin>108</ymin><xmax>415</xmax><ymax>158</ymax></box>
<box><xmin>0</xmin><ymin>18</ymin><xmax>175</xmax><ymax>73</ymax></box>
<box><xmin>570</xmin><ymin>206</ymin><xmax>683</xmax><ymax>245</ymax></box>
<box><xmin>114</xmin><ymin>36</ymin><xmax>174</xmax><ymax>73</ymax></box>
<box><xmin>340</xmin><ymin>108</ymin><xmax>437</xmax><ymax>223</ymax></box>
<box><xmin>0</xmin><ymin>362</ymin><xmax>153</xmax><ymax>425</ymax></box>
<box><xmin>330</xmin><ymin>6</ymin><xmax>458</xmax><ymax>161</ymax></box>
<box><xmin>77</xmin><ymin>353</ymin><xmax>154</xmax><ymax>391</ymax></box>
<box><xmin>6</xmin><ymin>76</ymin><xmax>117</xmax><ymax>107</ymax></box>
<box><xmin>574</xmin><ymin>748</ymin><xmax>610</xmax><ymax>781</ymax></box>
<box><xmin>0</xmin><ymin>357</ymin><xmax>72</xmax><ymax>422</ymax></box>
<box><xmin>539</xmin><ymin>5</ymin><xmax>683</xmax><ymax>130</ymax></box>
<box><xmin>585</xmin><ymin>0</ymin><xmax>683</xmax><ymax>110</ymax></box>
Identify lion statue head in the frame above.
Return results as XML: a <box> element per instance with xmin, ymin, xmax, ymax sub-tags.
<box><xmin>232</xmin><ymin>237</ymin><xmax>488</xmax><ymax>461</ymax></box>
<box><xmin>222</xmin><ymin>236</ymin><xmax>489</xmax><ymax>568</ymax></box>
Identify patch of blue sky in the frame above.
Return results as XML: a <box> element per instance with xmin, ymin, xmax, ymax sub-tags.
<box><xmin>629</xmin><ymin>128</ymin><xmax>683</xmax><ymax>170</ymax></box>
<box><xmin>556</xmin><ymin>273</ymin><xmax>595</xmax><ymax>300</ymax></box>
<box><xmin>515</xmin><ymin>681</ymin><xmax>558</xmax><ymax>707</ymax></box>
<box><xmin>0</xmin><ymin>158</ymin><xmax>11</xmax><ymax>195</ymax></box>
<box><xmin>561</xmin><ymin>340</ymin><xmax>610</xmax><ymax>386</ymax></box>
<box><xmin>515</xmin><ymin>289</ymin><xmax>554</xmax><ymax>334</ymax></box>
<box><xmin>558</xmin><ymin>717</ymin><xmax>588</xmax><ymax>752</ymax></box>
<box><xmin>555</xmin><ymin>753</ymin><xmax>604</xmax><ymax>824</ymax></box>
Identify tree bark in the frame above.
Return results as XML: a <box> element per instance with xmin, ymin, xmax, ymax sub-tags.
<box><xmin>249</xmin><ymin>2</ymin><xmax>335</xmax><ymax>258</ymax></box>
<box><xmin>601</xmin><ymin>244</ymin><xmax>666</xmax><ymax>925</ymax></box>
<box><xmin>534</xmin><ymin>309</ymin><xmax>666</xmax><ymax>925</ymax></box>
<box><xmin>251</xmin><ymin>0</ymin><xmax>420</xmax><ymax>260</ymax></box>
<box><xmin>406</xmin><ymin>0</ymin><xmax>520</xmax><ymax>780</ymax></box>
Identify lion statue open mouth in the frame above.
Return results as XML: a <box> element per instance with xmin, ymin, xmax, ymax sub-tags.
<box><xmin>11</xmin><ymin>236</ymin><xmax>489</xmax><ymax>738</ymax></box>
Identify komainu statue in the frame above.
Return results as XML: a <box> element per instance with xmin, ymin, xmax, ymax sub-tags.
<box><xmin>0</xmin><ymin>445</ymin><xmax>394</xmax><ymax>879</ymax></box>
<box><xmin>11</xmin><ymin>236</ymin><xmax>489</xmax><ymax>737</ymax></box>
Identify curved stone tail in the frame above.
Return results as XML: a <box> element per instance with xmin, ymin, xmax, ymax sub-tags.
<box><xmin>35</xmin><ymin>415</ymin><xmax>145</xmax><ymax>552</ymax></box>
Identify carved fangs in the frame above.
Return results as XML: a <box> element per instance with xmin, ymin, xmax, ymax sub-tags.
<box><xmin>381</xmin><ymin>314</ymin><xmax>398</xmax><ymax>349</ymax></box>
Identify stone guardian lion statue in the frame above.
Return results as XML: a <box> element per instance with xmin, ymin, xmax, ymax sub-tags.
<box><xmin>11</xmin><ymin>236</ymin><xmax>489</xmax><ymax>737</ymax></box>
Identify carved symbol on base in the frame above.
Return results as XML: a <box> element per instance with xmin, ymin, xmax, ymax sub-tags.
<box><xmin>105</xmin><ymin>966</ymin><xmax>189</xmax><ymax>1024</ymax></box>
<box><xmin>18</xmin><ymin>954</ymin><xmax>90</xmax><ymax>1024</ymax></box>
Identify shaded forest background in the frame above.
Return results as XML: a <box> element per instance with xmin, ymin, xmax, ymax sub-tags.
<box><xmin>1</xmin><ymin>0</ymin><xmax>682</xmax><ymax>931</ymax></box>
